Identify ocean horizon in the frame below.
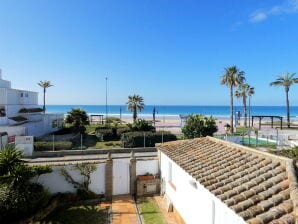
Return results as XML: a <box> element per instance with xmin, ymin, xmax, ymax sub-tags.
<box><xmin>44</xmin><ymin>105</ymin><xmax>298</xmax><ymax>120</ymax></box>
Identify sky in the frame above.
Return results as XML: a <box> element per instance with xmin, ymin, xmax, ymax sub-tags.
<box><xmin>0</xmin><ymin>0</ymin><xmax>298</xmax><ymax>106</ymax></box>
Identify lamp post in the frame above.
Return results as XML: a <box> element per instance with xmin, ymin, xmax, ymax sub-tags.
<box><xmin>105</xmin><ymin>77</ymin><xmax>108</xmax><ymax>123</ymax></box>
<box><xmin>224</xmin><ymin>123</ymin><xmax>231</xmax><ymax>141</ymax></box>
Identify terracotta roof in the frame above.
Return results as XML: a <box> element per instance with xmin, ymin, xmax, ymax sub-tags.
<box><xmin>157</xmin><ymin>137</ymin><xmax>298</xmax><ymax>224</ymax></box>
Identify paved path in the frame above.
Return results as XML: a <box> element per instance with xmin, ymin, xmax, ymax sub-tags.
<box><xmin>111</xmin><ymin>195</ymin><xmax>138</xmax><ymax>224</ymax></box>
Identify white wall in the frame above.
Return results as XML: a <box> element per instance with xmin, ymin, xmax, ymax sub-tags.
<box><xmin>160</xmin><ymin>152</ymin><xmax>246</xmax><ymax>224</ymax></box>
<box><xmin>36</xmin><ymin>163</ymin><xmax>106</xmax><ymax>195</ymax></box>
<box><xmin>0</xmin><ymin>88</ymin><xmax>7</xmax><ymax>104</ymax></box>
<box><xmin>136</xmin><ymin>159</ymin><xmax>159</xmax><ymax>176</ymax></box>
<box><xmin>0</xmin><ymin>79</ymin><xmax>11</xmax><ymax>88</ymax></box>
<box><xmin>0</xmin><ymin>126</ymin><xmax>26</xmax><ymax>136</ymax></box>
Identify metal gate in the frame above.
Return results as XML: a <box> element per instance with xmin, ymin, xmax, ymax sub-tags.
<box><xmin>113</xmin><ymin>160</ymin><xmax>130</xmax><ymax>195</ymax></box>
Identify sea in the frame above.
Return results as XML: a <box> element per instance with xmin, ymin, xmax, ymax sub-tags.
<box><xmin>45</xmin><ymin>105</ymin><xmax>298</xmax><ymax>120</ymax></box>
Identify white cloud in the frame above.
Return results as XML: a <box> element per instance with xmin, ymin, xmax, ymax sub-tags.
<box><xmin>249</xmin><ymin>0</ymin><xmax>298</xmax><ymax>23</ymax></box>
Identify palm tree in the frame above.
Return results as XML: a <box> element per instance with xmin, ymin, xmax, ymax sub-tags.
<box><xmin>126</xmin><ymin>94</ymin><xmax>145</xmax><ymax>122</ymax></box>
<box><xmin>270</xmin><ymin>72</ymin><xmax>298</xmax><ymax>128</ymax></box>
<box><xmin>235</xmin><ymin>83</ymin><xmax>254</xmax><ymax>127</ymax></box>
<box><xmin>37</xmin><ymin>80</ymin><xmax>53</xmax><ymax>113</ymax></box>
<box><xmin>220</xmin><ymin>66</ymin><xmax>245</xmax><ymax>133</ymax></box>
<box><xmin>248</xmin><ymin>86</ymin><xmax>255</xmax><ymax>127</ymax></box>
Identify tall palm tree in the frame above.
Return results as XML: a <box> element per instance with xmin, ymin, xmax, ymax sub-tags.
<box><xmin>270</xmin><ymin>72</ymin><xmax>298</xmax><ymax>128</ymax></box>
<box><xmin>248</xmin><ymin>86</ymin><xmax>255</xmax><ymax>128</ymax></box>
<box><xmin>220</xmin><ymin>66</ymin><xmax>245</xmax><ymax>133</ymax></box>
<box><xmin>37</xmin><ymin>80</ymin><xmax>53</xmax><ymax>113</ymax></box>
<box><xmin>235</xmin><ymin>83</ymin><xmax>254</xmax><ymax>127</ymax></box>
<box><xmin>126</xmin><ymin>94</ymin><xmax>145</xmax><ymax>122</ymax></box>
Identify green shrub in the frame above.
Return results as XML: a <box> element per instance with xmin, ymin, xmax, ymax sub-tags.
<box><xmin>121</xmin><ymin>131</ymin><xmax>177</xmax><ymax>148</ymax></box>
<box><xmin>127</xmin><ymin>119</ymin><xmax>156</xmax><ymax>132</ymax></box>
<box><xmin>34</xmin><ymin>141</ymin><xmax>73</xmax><ymax>151</ymax></box>
<box><xmin>95</xmin><ymin>127</ymin><xmax>117</xmax><ymax>141</ymax></box>
<box><xmin>106</xmin><ymin>116</ymin><xmax>121</xmax><ymax>124</ymax></box>
<box><xmin>182</xmin><ymin>114</ymin><xmax>218</xmax><ymax>138</ymax></box>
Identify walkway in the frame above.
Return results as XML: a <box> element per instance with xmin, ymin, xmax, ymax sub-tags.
<box><xmin>111</xmin><ymin>195</ymin><xmax>138</xmax><ymax>224</ymax></box>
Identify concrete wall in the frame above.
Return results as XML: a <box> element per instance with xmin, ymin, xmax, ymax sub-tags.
<box><xmin>0</xmin><ymin>79</ymin><xmax>11</xmax><ymax>88</ymax></box>
<box><xmin>36</xmin><ymin>163</ymin><xmax>106</xmax><ymax>195</ymax></box>
<box><xmin>160</xmin><ymin>152</ymin><xmax>246</xmax><ymax>224</ymax></box>
<box><xmin>35</xmin><ymin>157</ymin><xmax>159</xmax><ymax>196</ymax></box>
<box><xmin>136</xmin><ymin>159</ymin><xmax>159</xmax><ymax>176</ymax></box>
<box><xmin>0</xmin><ymin>88</ymin><xmax>7</xmax><ymax>104</ymax></box>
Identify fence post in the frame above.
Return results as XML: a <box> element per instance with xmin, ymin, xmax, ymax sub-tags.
<box><xmin>143</xmin><ymin>132</ymin><xmax>146</xmax><ymax>148</ymax></box>
<box><xmin>52</xmin><ymin>134</ymin><xmax>55</xmax><ymax>151</ymax></box>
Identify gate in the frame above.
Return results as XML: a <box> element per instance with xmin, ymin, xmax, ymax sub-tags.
<box><xmin>113</xmin><ymin>159</ymin><xmax>130</xmax><ymax>195</ymax></box>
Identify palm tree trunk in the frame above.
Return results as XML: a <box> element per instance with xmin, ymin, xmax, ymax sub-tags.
<box><xmin>243</xmin><ymin>96</ymin><xmax>247</xmax><ymax>127</ymax></box>
<box><xmin>248</xmin><ymin>96</ymin><xmax>251</xmax><ymax>127</ymax></box>
<box><xmin>43</xmin><ymin>88</ymin><xmax>46</xmax><ymax>113</ymax></box>
<box><xmin>133</xmin><ymin>105</ymin><xmax>137</xmax><ymax>122</ymax></box>
<box><xmin>230</xmin><ymin>86</ymin><xmax>234</xmax><ymax>133</ymax></box>
<box><xmin>286</xmin><ymin>89</ymin><xmax>290</xmax><ymax>128</ymax></box>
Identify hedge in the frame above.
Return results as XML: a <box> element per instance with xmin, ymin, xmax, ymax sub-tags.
<box><xmin>95</xmin><ymin>126</ymin><xmax>130</xmax><ymax>141</ymax></box>
<box><xmin>121</xmin><ymin>131</ymin><xmax>177</xmax><ymax>148</ymax></box>
<box><xmin>34</xmin><ymin>141</ymin><xmax>73</xmax><ymax>151</ymax></box>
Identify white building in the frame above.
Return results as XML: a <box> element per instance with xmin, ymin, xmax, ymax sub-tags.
<box><xmin>157</xmin><ymin>137</ymin><xmax>298</xmax><ymax>224</ymax></box>
<box><xmin>0</xmin><ymin>71</ymin><xmax>64</xmax><ymax>138</ymax></box>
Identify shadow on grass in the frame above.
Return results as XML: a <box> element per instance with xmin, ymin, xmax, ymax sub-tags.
<box><xmin>41</xmin><ymin>205</ymin><xmax>108</xmax><ymax>224</ymax></box>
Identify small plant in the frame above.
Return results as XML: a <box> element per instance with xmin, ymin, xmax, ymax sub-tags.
<box><xmin>60</xmin><ymin>163</ymin><xmax>97</xmax><ymax>199</ymax></box>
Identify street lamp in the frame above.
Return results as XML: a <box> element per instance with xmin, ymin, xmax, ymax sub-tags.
<box><xmin>105</xmin><ymin>77</ymin><xmax>108</xmax><ymax>123</ymax></box>
<box><xmin>224</xmin><ymin>123</ymin><xmax>231</xmax><ymax>140</ymax></box>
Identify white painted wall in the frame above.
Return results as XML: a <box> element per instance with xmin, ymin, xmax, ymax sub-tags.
<box><xmin>0</xmin><ymin>88</ymin><xmax>7</xmax><ymax>104</ymax></box>
<box><xmin>0</xmin><ymin>126</ymin><xmax>26</xmax><ymax>136</ymax></box>
<box><xmin>36</xmin><ymin>163</ymin><xmax>106</xmax><ymax>195</ymax></box>
<box><xmin>136</xmin><ymin>159</ymin><xmax>159</xmax><ymax>176</ymax></box>
<box><xmin>160</xmin><ymin>152</ymin><xmax>246</xmax><ymax>224</ymax></box>
<box><xmin>0</xmin><ymin>79</ymin><xmax>11</xmax><ymax>88</ymax></box>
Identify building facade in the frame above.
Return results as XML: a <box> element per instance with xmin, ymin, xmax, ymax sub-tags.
<box><xmin>158</xmin><ymin>137</ymin><xmax>298</xmax><ymax>224</ymax></box>
<box><xmin>0</xmin><ymin>71</ymin><xmax>64</xmax><ymax>138</ymax></box>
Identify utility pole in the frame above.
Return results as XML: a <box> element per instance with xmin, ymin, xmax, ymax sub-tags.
<box><xmin>105</xmin><ymin>77</ymin><xmax>108</xmax><ymax>122</ymax></box>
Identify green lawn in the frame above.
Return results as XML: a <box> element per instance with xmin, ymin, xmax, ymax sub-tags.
<box><xmin>95</xmin><ymin>141</ymin><xmax>122</xmax><ymax>149</ymax></box>
<box><xmin>37</xmin><ymin>205</ymin><xmax>108</xmax><ymax>224</ymax></box>
<box><xmin>138</xmin><ymin>197</ymin><xmax>166</xmax><ymax>224</ymax></box>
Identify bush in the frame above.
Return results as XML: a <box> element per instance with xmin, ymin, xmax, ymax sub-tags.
<box><xmin>127</xmin><ymin>119</ymin><xmax>156</xmax><ymax>132</ymax></box>
<box><xmin>52</xmin><ymin>127</ymin><xmax>73</xmax><ymax>135</ymax></box>
<box><xmin>95</xmin><ymin>125</ymin><xmax>130</xmax><ymax>141</ymax></box>
<box><xmin>95</xmin><ymin>126</ymin><xmax>117</xmax><ymax>141</ymax></box>
<box><xmin>121</xmin><ymin>131</ymin><xmax>177</xmax><ymax>148</ymax></box>
<box><xmin>0</xmin><ymin>182</ymin><xmax>50</xmax><ymax>222</ymax></box>
<box><xmin>182</xmin><ymin>114</ymin><xmax>218</xmax><ymax>138</ymax></box>
<box><xmin>34</xmin><ymin>141</ymin><xmax>73</xmax><ymax>151</ymax></box>
<box><xmin>106</xmin><ymin>116</ymin><xmax>121</xmax><ymax>124</ymax></box>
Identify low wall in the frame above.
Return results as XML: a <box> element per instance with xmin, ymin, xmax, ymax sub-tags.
<box><xmin>32</xmin><ymin>147</ymin><xmax>157</xmax><ymax>158</ymax></box>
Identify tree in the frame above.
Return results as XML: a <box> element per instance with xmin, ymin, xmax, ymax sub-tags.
<box><xmin>220</xmin><ymin>66</ymin><xmax>245</xmax><ymax>133</ymax></box>
<box><xmin>0</xmin><ymin>145</ymin><xmax>51</xmax><ymax>223</ymax></box>
<box><xmin>65</xmin><ymin>108</ymin><xmax>89</xmax><ymax>131</ymax></box>
<box><xmin>270</xmin><ymin>72</ymin><xmax>298</xmax><ymax>128</ymax></box>
<box><xmin>235</xmin><ymin>83</ymin><xmax>254</xmax><ymax>127</ymax></box>
<box><xmin>37</xmin><ymin>80</ymin><xmax>53</xmax><ymax>113</ymax></box>
<box><xmin>182</xmin><ymin>114</ymin><xmax>218</xmax><ymax>138</ymax></box>
<box><xmin>126</xmin><ymin>94</ymin><xmax>145</xmax><ymax>122</ymax></box>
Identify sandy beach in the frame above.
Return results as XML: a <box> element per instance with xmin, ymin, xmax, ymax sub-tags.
<box><xmin>120</xmin><ymin>116</ymin><xmax>232</xmax><ymax>134</ymax></box>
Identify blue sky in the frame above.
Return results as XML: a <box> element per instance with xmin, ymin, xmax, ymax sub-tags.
<box><xmin>0</xmin><ymin>0</ymin><xmax>298</xmax><ymax>106</ymax></box>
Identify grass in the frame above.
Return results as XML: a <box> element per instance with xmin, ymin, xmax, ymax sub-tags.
<box><xmin>95</xmin><ymin>141</ymin><xmax>122</xmax><ymax>149</ymax></box>
<box><xmin>138</xmin><ymin>197</ymin><xmax>166</xmax><ymax>224</ymax></box>
<box><xmin>37</xmin><ymin>205</ymin><xmax>108</xmax><ymax>224</ymax></box>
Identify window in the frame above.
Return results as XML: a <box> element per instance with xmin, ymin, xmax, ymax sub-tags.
<box><xmin>25</xmin><ymin>93</ymin><xmax>28</xmax><ymax>97</ymax></box>
<box><xmin>20</xmin><ymin>93</ymin><xmax>24</xmax><ymax>97</ymax></box>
